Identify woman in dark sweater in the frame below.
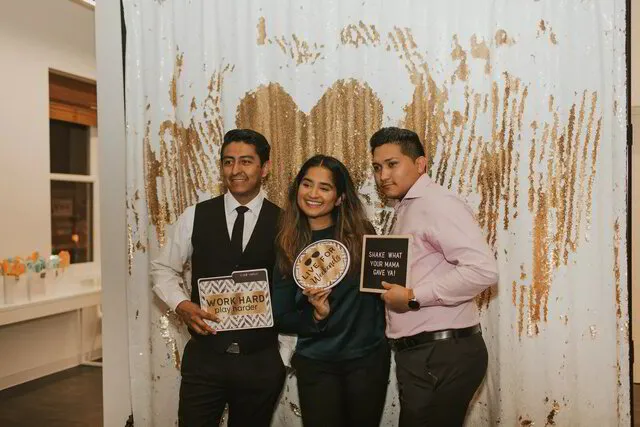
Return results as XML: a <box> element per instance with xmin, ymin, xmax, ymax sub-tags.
<box><xmin>273</xmin><ymin>155</ymin><xmax>389</xmax><ymax>427</ymax></box>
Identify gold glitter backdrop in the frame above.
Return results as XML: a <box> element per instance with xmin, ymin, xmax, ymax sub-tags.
<box><xmin>144</xmin><ymin>59</ymin><xmax>234</xmax><ymax>247</ymax></box>
<box><xmin>140</xmin><ymin>23</ymin><xmax>603</xmax><ymax>338</ymax></box>
<box><xmin>123</xmin><ymin>1</ymin><xmax>629</xmax><ymax>425</ymax></box>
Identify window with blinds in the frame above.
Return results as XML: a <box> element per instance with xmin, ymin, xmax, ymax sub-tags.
<box><xmin>49</xmin><ymin>70</ymin><xmax>98</xmax><ymax>264</ymax></box>
<box><xmin>49</xmin><ymin>70</ymin><xmax>97</xmax><ymax>127</ymax></box>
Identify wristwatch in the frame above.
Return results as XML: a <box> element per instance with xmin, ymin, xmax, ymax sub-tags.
<box><xmin>407</xmin><ymin>294</ymin><xmax>420</xmax><ymax>311</ymax></box>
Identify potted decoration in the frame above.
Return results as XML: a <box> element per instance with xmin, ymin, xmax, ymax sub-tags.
<box><xmin>3</xmin><ymin>257</ymin><xmax>28</xmax><ymax>304</ymax></box>
<box><xmin>45</xmin><ymin>254</ymin><xmax>61</xmax><ymax>293</ymax></box>
<box><xmin>0</xmin><ymin>262</ymin><xmax>4</xmax><ymax>305</ymax></box>
<box><xmin>26</xmin><ymin>252</ymin><xmax>47</xmax><ymax>300</ymax></box>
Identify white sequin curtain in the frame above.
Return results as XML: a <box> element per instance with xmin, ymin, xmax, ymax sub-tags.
<box><xmin>123</xmin><ymin>1</ymin><xmax>629</xmax><ymax>425</ymax></box>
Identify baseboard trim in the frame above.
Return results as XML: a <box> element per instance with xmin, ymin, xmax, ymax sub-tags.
<box><xmin>0</xmin><ymin>349</ymin><xmax>102</xmax><ymax>391</ymax></box>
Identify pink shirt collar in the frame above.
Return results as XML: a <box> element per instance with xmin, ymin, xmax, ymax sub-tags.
<box><xmin>402</xmin><ymin>173</ymin><xmax>433</xmax><ymax>201</ymax></box>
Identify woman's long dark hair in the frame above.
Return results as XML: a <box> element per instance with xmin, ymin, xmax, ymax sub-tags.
<box><xmin>276</xmin><ymin>155</ymin><xmax>375</xmax><ymax>276</ymax></box>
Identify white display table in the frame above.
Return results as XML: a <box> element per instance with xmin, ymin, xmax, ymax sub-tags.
<box><xmin>0</xmin><ymin>280</ymin><xmax>101</xmax><ymax>327</ymax></box>
<box><xmin>0</xmin><ymin>279</ymin><xmax>102</xmax><ymax>390</ymax></box>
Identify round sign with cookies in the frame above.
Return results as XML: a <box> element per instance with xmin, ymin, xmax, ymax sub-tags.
<box><xmin>293</xmin><ymin>239</ymin><xmax>350</xmax><ymax>290</ymax></box>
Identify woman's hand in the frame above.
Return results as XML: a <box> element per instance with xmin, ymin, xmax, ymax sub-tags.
<box><xmin>303</xmin><ymin>287</ymin><xmax>332</xmax><ymax>321</ymax></box>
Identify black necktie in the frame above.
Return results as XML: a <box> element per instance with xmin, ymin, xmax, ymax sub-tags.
<box><xmin>231</xmin><ymin>206</ymin><xmax>249</xmax><ymax>259</ymax></box>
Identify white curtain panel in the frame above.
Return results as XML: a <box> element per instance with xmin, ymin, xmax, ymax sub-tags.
<box><xmin>123</xmin><ymin>1</ymin><xmax>629</xmax><ymax>425</ymax></box>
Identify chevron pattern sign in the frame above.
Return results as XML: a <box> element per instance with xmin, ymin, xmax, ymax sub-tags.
<box><xmin>197</xmin><ymin>269</ymin><xmax>274</xmax><ymax>331</ymax></box>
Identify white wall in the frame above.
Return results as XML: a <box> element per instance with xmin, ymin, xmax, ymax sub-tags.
<box><xmin>0</xmin><ymin>0</ymin><xmax>101</xmax><ymax>389</ymax></box>
<box><xmin>633</xmin><ymin>0</ymin><xmax>640</xmax><ymax>107</ymax></box>
<box><xmin>95</xmin><ymin>0</ymin><xmax>133</xmax><ymax>424</ymax></box>
<box><xmin>632</xmin><ymin>0</ymin><xmax>640</xmax><ymax>382</ymax></box>
<box><xmin>0</xmin><ymin>0</ymin><xmax>96</xmax><ymax>257</ymax></box>
<box><xmin>632</xmin><ymin>107</ymin><xmax>639</xmax><ymax>381</ymax></box>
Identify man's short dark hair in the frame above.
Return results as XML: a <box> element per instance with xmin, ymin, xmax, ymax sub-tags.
<box><xmin>369</xmin><ymin>127</ymin><xmax>426</xmax><ymax>160</ymax></box>
<box><xmin>221</xmin><ymin>129</ymin><xmax>271</xmax><ymax>165</ymax></box>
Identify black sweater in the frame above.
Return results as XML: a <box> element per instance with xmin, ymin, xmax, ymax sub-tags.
<box><xmin>272</xmin><ymin>226</ymin><xmax>386</xmax><ymax>361</ymax></box>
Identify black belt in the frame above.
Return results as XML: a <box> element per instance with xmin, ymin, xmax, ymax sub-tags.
<box><xmin>190</xmin><ymin>329</ymin><xmax>278</xmax><ymax>355</ymax></box>
<box><xmin>220</xmin><ymin>340</ymin><xmax>276</xmax><ymax>355</ymax></box>
<box><xmin>225</xmin><ymin>342</ymin><xmax>241</xmax><ymax>354</ymax></box>
<box><xmin>390</xmin><ymin>324</ymin><xmax>482</xmax><ymax>352</ymax></box>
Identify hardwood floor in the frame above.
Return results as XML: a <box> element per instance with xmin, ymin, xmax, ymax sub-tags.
<box><xmin>0</xmin><ymin>368</ymin><xmax>637</xmax><ymax>426</ymax></box>
<box><xmin>0</xmin><ymin>366</ymin><xmax>103</xmax><ymax>427</ymax></box>
<box><xmin>631</xmin><ymin>384</ymin><xmax>640</xmax><ymax>427</ymax></box>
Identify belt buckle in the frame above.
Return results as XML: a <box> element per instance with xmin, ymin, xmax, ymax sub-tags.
<box><xmin>397</xmin><ymin>338</ymin><xmax>411</xmax><ymax>351</ymax></box>
<box><xmin>226</xmin><ymin>342</ymin><xmax>240</xmax><ymax>354</ymax></box>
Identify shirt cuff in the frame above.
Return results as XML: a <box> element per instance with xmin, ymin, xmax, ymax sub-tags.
<box><xmin>413</xmin><ymin>283</ymin><xmax>439</xmax><ymax>307</ymax></box>
<box><xmin>166</xmin><ymin>291</ymin><xmax>191</xmax><ymax>312</ymax></box>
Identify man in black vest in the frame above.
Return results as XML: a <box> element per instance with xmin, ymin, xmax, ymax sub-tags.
<box><xmin>151</xmin><ymin>129</ymin><xmax>285</xmax><ymax>427</ymax></box>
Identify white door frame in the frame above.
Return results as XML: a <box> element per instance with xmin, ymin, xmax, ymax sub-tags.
<box><xmin>95</xmin><ymin>1</ymin><xmax>132</xmax><ymax>425</ymax></box>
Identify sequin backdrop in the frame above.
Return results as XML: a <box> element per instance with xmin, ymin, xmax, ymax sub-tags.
<box><xmin>123</xmin><ymin>1</ymin><xmax>629</xmax><ymax>425</ymax></box>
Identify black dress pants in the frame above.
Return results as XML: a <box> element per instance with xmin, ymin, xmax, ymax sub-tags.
<box><xmin>395</xmin><ymin>333</ymin><xmax>488</xmax><ymax>427</ymax></box>
<box><xmin>292</xmin><ymin>342</ymin><xmax>391</xmax><ymax>427</ymax></box>
<box><xmin>178</xmin><ymin>339</ymin><xmax>286</xmax><ymax>427</ymax></box>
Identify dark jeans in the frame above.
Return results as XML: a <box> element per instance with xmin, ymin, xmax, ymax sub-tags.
<box><xmin>395</xmin><ymin>333</ymin><xmax>488</xmax><ymax>427</ymax></box>
<box><xmin>178</xmin><ymin>340</ymin><xmax>285</xmax><ymax>427</ymax></box>
<box><xmin>292</xmin><ymin>342</ymin><xmax>391</xmax><ymax>427</ymax></box>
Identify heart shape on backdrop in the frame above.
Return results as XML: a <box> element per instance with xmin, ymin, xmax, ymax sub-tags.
<box><xmin>235</xmin><ymin>78</ymin><xmax>383</xmax><ymax>208</ymax></box>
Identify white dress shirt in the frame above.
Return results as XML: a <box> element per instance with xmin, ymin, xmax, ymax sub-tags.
<box><xmin>151</xmin><ymin>192</ymin><xmax>266</xmax><ymax>311</ymax></box>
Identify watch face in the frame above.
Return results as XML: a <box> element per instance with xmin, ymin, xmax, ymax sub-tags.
<box><xmin>408</xmin><ymin>299</ymin><xmax>420</xmax><ymax>310</ymax></box>
<box><xmin>293</xmin><ymin>239</ymin><xmax>350</xmax><ymax>290</ymax></box>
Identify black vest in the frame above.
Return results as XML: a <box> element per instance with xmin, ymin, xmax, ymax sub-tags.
<box><xmin>190</xmin><ymin>195</ymin><xmax>281</xmax><ymax>353</ymax></box>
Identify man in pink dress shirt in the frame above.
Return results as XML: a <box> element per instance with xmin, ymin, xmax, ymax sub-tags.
<box><xmin>370</xmin><ymin>127</ymin><xmax>499</xmax><ymax>427</ymax></box>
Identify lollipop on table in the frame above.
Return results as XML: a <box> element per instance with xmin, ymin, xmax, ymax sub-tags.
<box><xmin>45</xmin><ymin>254</ymin><xmax>63</xmax><ymax>291</ymax></box>
<box><xmin>48</xmin><ymin>255</ymin><xmax>60</xmax><ymax>270</ymax></box>
<box><xmin>26</xmin><ymin>252</ymin><xmax>46</xmax><ymax>274</ymax></box>
<box><xmin>58</xmin><ymin>251</ymin><xmax>71</xmax><ymax>269</ymax></box>
<box><xmin>3</xmin><ymin>257</ymin><xmax>26</xmax><ymax>278</ymax></box>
